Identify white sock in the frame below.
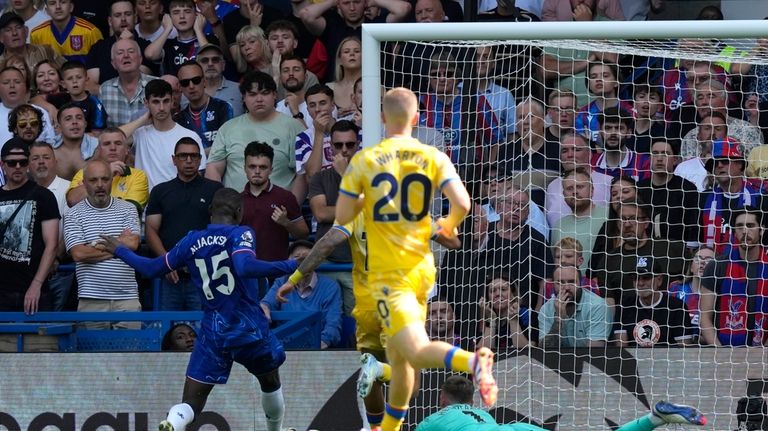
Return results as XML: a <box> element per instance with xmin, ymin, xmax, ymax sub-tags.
<box><xmin>167</xmin><ymin>403</ymin><xmax>194</xmax><ymax>430</ymax></box>
<box><xmin>261</xmin><ymin>388</ymin><xmax>285</xmax><ymax>431</ymax></box>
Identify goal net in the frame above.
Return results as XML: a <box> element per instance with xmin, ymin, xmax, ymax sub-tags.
<box><xmin>361</xmin><ymin>21</ymin><xmax>768</xmax><ymax>431</ymax></box>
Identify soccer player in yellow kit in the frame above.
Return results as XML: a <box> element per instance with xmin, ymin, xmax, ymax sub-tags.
<box><xmin>277</xmin><ymin>211</ymin><xmax>460</xmax><ymax>429</ymax></box>
<box><xmin>333</xmin><ymin>87</ymin><xmax>498</xmax><ymax>431</ymax></box>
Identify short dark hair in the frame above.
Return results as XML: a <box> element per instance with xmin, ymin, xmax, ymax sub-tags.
<box><xmin>633</xmin><ymin>83</ymin><xmax>663</xmax><ymax>100</ymax></box>
<box><xmin>145</xmin><ymin>79</ymin><xmax>173</xmax><ymax>100</ymax></box>
<box><xmin>699</xmin><ymin>110</ymin><xmax>728</xmax><ymax>125</ymax></box>
<box><xmin>731</xmin><ymin>204</ymin><xmax>766</xmax><ymax>230</ymax></box>
<box><xmin>210</xmin><ymin>187</ymin><xmax>242</xmax><ymax>219</ymax></box>
<box><xmin>598</xmin><ymin>106</ymin><xmax>633</xmax><ymax>129</ymax></box>
<box><xmin>61</xmin><ymin>60</ymin><xmax>87</xmax><ymax>75</ymax></box>
<box><xmin>161</xmin><ymin>323</ymin><xmax>196</xmax><ymax>351</ymax></box>
<box><xmin>8</xmin><ymin>104</ymin><xmax>43</xmax><ymax>134</ymax></box>
<box><xmin>174</xmin><ymin>137</ymin><xmax>200</xmax><ymax>153</ymax></box>
<box><xmin>624</xmin><ymin>195</ymin><xmax>653</xmax><ymax>220</ymax></box>
<box><xmin>168</xmin><ymin>0</ymin><xmax>194</xmax><ymax>10</ymax></box>
<box><xmin>331</xmin><ymin>119</ymin><xmax>360</xmax><ymax>136</ymax></box>
<box><xmin>56</xmin><ymin>102</ymin><xmax>85</xmax><ymax>122</ymax></box>
<box><xmin>651</xmin><ymin>137</ymin><xmax>681</xmax><ymax>156</ymax></box>
<box><xmin>279</xmin><ymin>54</ymin><xmax>306</xmax><ymax>70</ymax></box>
<box><xmin>244</xmin><ymin>141</ymin><xmax>274</xmax><ymax>163</ymax></box>
<box><xmin>29</xmin><ymin>141</ymin><xmax>54</xmax><ymax>152</ymax></box>
<box><xmin>288</xmin><ymin>240</ymin><xmax>314</xmax><ymax>256</ymax></box>
<box><xmin>305</xmin><ymin>84</ymin><xmax>334</xmax><ymax>101</ymax></box>
<box><xmin>586</xmin><ymin>61</ymin><xmax>620</xmax><ymax>94</ymax></box>
<box><xmin>178</xmin><ymin>60</ymin><xmax>203</xmax><ymax>75</ymax></box>
<box><xmin>441</xmin><ymin>376</ymin><xmax>474</xmax><ymax>405</ymax></box>
<box><xmin>109</xmin><ymin>0</ymin><xmax>134</xmax><ymax>15</ymax></box>
<box><xmin>265</xmin><ymin>19</ymin><xmax>299</xmax><ymax>39</ymax></box>
<box><xmin>239</xmin><ymin>70</ymin><xmax>277</xmax><ymax>95</ymax></box>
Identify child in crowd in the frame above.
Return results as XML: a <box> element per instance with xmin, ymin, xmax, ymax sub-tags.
<box><xmin>535</xmin><ymin>237</ymin><xmax>602</xmax><ymax>311</ymax></box>
<box><xmin>144</xmin><ymin>0</ymin><xmax>215</xmax><ymax>76</ymax></box>
<box><xmin>59</xmin><ymin>61</ymin><xmax>108</xmax><ymax>132</ymax></box>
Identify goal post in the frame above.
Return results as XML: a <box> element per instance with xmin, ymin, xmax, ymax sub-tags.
<box><xmin>361</xmin><ymin>19</ymin><xmax>768</xmax><ymax>147</ymax></box>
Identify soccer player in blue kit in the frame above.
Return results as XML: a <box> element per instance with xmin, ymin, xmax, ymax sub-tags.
<box><xmin>99</xmin><ymin>188</ymin><xmax>298</xmax><ymax>431</ymax></box>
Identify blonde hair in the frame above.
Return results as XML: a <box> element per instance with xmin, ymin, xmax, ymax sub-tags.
<box><xmin>234</xmin><ymin>25</ymin><xmax>271</xmax><ymax>74</ymax></box>
<box><xmin>554</xmin><ymin>237</ymin><xmax>584</xmax><ymax>256</ymax></box>
<box><xmin>334</xmin><ymin>36</ymin><xmax>361</xmax><ymax>82</ymax></box>
<box><xmin>382</xmin><ymin>87</ymin><xmax>418</xmax><ymax>129</ymax></box>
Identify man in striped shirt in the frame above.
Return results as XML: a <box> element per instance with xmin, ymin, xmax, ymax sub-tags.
<box><xmin>63</xmin><ymin>159</ymin><xmax>141</xmax><ymax>329</ymax></box>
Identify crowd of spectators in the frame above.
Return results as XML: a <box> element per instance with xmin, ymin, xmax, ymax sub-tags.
<box><xmin>0</xmin><ymin>0</ymin><xmax>767</xmax><ymax>351</ymax></box>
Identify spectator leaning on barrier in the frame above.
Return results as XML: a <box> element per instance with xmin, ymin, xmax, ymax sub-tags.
<box><xmin>205</xmin><ymin>70</ymin><xmax>306</xmax><ymax>202</ymax></box>
<box><xmin>308</xmin><ymin>120</ymin><xmax>359</xmax><ymax>315</ymax></box>
<box><xmin>0</xmin><ymin>138</ymin><xmax>59</xmax><ymax>314</ymax></box>
<box><xmin>539</xmin><ymin>265</ymin><xmax>611</xmax><ymax>348</ymax></box>
<box><xmin>29</xmin><ymin>141</ymin><xmax>74</xmax><ymax>312</ymax></box>
<box><xmin>614</xmin><ymin>255</ymin><xmax>694</xmax><ymax>347</ymax></box>
<box><xmin>64</xmin><ymin>160</ymin><xmax>141</xmax><ymax>329</ymax></box>
<box><xmin>66</xmin><ymin>127</ymin><xmax>149</xmax><ymax>212</ymax></box>
<box><xmin>699</xmin><ymin>206</ymin><xmax>768</xmax><ymax>347</ymax></box>
<box><xmin>145</xmin><ymin>137</ymin><xmax>223</xmax><ymax>311</ymax></box>
<box><xmin>262</xmin><ymin>240</ymin><xmax>343</xmax><ymax>349</ymax></box>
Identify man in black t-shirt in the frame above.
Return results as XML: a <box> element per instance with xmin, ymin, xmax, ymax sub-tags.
<box><xmin>614</xmin><ymin>256</ymin><xmax>694</xmax><ymax>347</ymax></box>
<box><xmin>300</xmin><ymin>0</ymin><xmax>411</xmax><ymax>81</ymax></box>
<box><xmin>0</xmin><ymin>138</ymin><xmax>60</xmax><ymax>313</ymax></box>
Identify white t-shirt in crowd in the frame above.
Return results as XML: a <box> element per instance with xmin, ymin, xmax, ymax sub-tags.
<box><xmin>134</xmin><ymin>123</ymin><xmax>206</xmax><ymax>190</ymax></box>
<box><xmin>674</xmin><ymin>158</ymin><xmax>709</xmax><ymax>192</ymax></box>
<box><xmin>24</xmin><ymin>9</ymin><xmax>50</xmax><ymax>41</ymax></box>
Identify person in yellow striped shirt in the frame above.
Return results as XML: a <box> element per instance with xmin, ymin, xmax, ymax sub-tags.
<box><xmin>30</xmin><ymin>0</ymin><xmax>103</xmax><ymax>64</ymax></box>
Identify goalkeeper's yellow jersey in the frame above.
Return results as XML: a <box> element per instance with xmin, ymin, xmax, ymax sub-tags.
<box><xmin>338</xmin><ymin>136</ymin><xmax>460</xmax><ymax>272</ymax></box>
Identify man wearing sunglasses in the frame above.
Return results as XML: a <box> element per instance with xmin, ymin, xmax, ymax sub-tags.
<box><xmin>0</xmin><ymin>137</ymin><xmax>60</xmax><ymax>314</ymax></box>
<box><xmin>177</xmin><ymin>60</ymin><xmax>233</xmax><ymax>154</ymax></box>
<box><xmin>307</xmin><ymin>119</ymin><xmax>359</xmax><ymax>315</ymax></box>
<box><xmin>197</xmin><ymin>44</ymin><xmax>243</xmax><ymax>116</ymax></box>
<box><xmin>144</xmin><ymin>137</ymin><xmax>222</xmax><ymax>310</ymax></box>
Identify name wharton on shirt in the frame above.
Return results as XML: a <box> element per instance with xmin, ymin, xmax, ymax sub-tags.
<box><xmin>190</xmin><ymin>235</ymin><xmax>227</xmax><ymax>254</ymax></box>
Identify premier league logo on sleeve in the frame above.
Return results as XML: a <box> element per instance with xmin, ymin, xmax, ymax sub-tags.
<box><xmin>70</xmin><ymin>35</ymin><xmax>83</xmax><ymax>52</ymax></box>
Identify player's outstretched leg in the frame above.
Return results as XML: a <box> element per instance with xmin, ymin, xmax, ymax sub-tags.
<box><xmin>652</xmin><ymin>401</ymin><xmax>707</xmax><ymax>426</ymax></box>
<box><xmin>616</xmin><ymin>401</ymin><xmax>707</xmax><ymax>431</ymax></box>
<box><xmin>358</xmin><ymin>352</ymin><xmax>391</xmax><ymax>397</ymax></box>
<box><xmin>471</xmin><ymin>347</ymin><xmax>498</xmax><ymax>407</ymax></box>
<box><xmin>159</xmin><ymin>378</ymin><xmax>215</xmax><ymax>431</ymax></box>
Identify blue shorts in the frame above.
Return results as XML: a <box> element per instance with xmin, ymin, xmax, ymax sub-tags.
<box><xmin>186</xmin><ymin>329</ymin><xmax>286</xmax><ymax>385</ymax></box>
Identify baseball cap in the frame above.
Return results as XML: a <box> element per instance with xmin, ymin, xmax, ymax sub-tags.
<box><xmin>706</xmin><ymin>137</ymin><xmax>745</xmax><ymax>172</ymax></box>
<box><xmin>1</xmin><ymin>137</ymin><xmax>30</xmax><ymax>160</ymax></box>
<box><xmin>197</xmin><ymin>43</ymin><xmax>224</xmax><ymax>56</ymax></box>
<box><xmin>0</xmin><ymin>12</ymin><xmax>24</xmax><ymax>30</ymax></box>
<box><xmin>635</xmin><ymin>255</ymin><xmax>659</xmax><ymax>277</ymax></box>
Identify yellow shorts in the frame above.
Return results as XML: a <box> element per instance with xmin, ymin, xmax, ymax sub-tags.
<box><xmin>369</xmin><ymin>264</ymin><xmax>435</xmax><ymax>339</ymax></box>
<box><xmin>352</xmin><ymin>274</ymin><xmax>386</xmax><ymax>351</ymax></box>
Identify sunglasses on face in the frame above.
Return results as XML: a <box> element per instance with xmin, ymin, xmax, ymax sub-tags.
<box><xmin>17</xmin><ymin>120</ymin><xmax>39</xmax><ymax>129</ymax></box>
<box><xmin>4</xmin><ymin>158</ymin><xmax>28</xmax><ymax>167</ymax></box>
<box><xmin>174</xmin><ymin>152</ymin><xmax>202</xmax><ymax>161</ymax></box>
<box><xmin>332</xmin><ymin>141</ymin><xmax>358</xmax><ymax>150</ymax></box>
<box><xmin>179</xmin><ymin>76</ymin><xmax>203</xmax><ymax>87</ymax></box>
<box><xmin>198</xmin><ymin>56</ymin><xmax>222</xmax><ymax>65</ymax></box>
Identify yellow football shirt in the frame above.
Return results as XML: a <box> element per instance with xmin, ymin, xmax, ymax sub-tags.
<box><xmin>30</xmin><ymin>17</ymin><xmax>103</xmax><ymax>64</ymax></box>
<box><xmin>339</xmin><ymin>136</ymin><xmax>460</xmax><ymax>272</ymax></box>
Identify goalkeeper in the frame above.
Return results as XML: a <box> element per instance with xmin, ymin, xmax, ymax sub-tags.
<box><xmin>416</xmin><ymin>376</ymin><xmax>707</xmax><ymax>431</ymax></box>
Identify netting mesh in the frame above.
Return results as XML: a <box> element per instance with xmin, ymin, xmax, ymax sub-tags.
<box><xmin>374</xmin><ymin>36</ymin><xmax>768</xmax><ymax>430</ymax></box>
